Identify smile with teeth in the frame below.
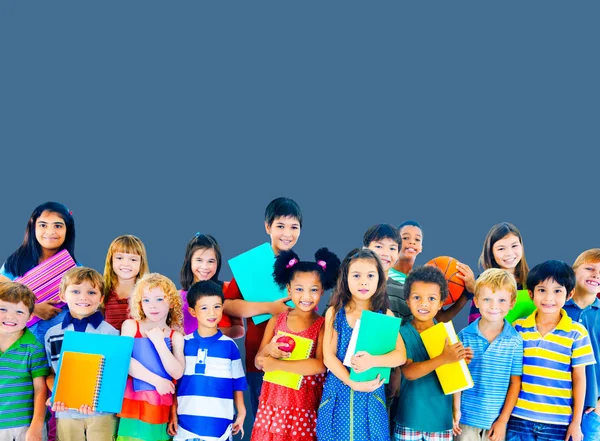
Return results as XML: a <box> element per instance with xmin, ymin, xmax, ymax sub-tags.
<box><xmin>2</xmin><ymin>321</ymin><xmax>17</xmax><ymax>326</ymax></box>
<box><xmin>417</xmin><ymin>309</ymin><xmax>430</xmax><ymax>315</ymax></box>
<box><xmin>299</xmin><ymin>301</ymin><xmax>313</xmax><ymax>306</ymax></box>
<box><xmin>75</xmin><ymin>302</ymin><xmax>91</xmax><ymax>307</ymax></box>
<box><xmin>586</xmin><ymin>280</ymin><xmax>599</xmax><ymax>286</ymax></box>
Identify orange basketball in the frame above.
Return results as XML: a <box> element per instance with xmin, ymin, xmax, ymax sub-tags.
<box><xmin>425</xmin><ymin>256</ymin><xmax>465</xmax><ymax>305</ymax></box>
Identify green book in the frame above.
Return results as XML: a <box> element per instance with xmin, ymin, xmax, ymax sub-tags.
<box><xmin>348</xmin><ymin>310</ymin><xmax>401</xmax><ymax>384</ymax></box>
<box><xmin>505</xmin><ymin>289</ymin><xmax>536</xmax><ymax>324</ymax></box>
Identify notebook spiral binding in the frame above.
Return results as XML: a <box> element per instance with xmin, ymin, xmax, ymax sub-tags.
<box><xmin>91</xmin><ymin>357</ymin><xmax>105</xmax><ymax>411</ymax></box>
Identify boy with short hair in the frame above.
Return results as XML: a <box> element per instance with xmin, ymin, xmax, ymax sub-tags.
<box><xmin>173</xmin><ymin>281</ymin><xmax>247</xmax><ymax>441</ymax></box>
<box><xmin>394</xmin><ymin>265</ymin><xmax>472</xmax><ymax>441</ymax></box>
<box><xmin>224</xmin><ymin>197</ymin><xmax>303</xmax><ymax>417</ymax></box>
<box><xmin>454</xmin><ymin>268</ymin><xmax>523</xmax><ymax>441</ymax></box>
<box><xmin>563</xmin><ymin>249</ymin><xmax>600</xmax><ymax>440</ymax></box>
<box><xmin>507</xmin><ymin>260</ymin><xmax>596</xmax><ymax>441</ymax></box>
<box><xmin>0</xmin><ymin>282</ymin><xmax>50</xmax><ymax>441</ymax></box>
<box><xmin>44</xmin><ymin>267</ymin><xmax>118</xmax><ymax>441</ymax></box>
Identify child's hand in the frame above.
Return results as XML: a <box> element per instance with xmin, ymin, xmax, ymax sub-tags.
<box><xmin>153</xmin><ymin>377</ymin><xmax>175</xmax><ymax>395</ymax></box>
<box><xmin>146</xmin><ymin>327</ymin><xmax>166</xmax><ymax>346</ymax></box>
<box><xmin>488</xmin><ymin>418</ymin><xmax>507</xmax><ymax>441</ymax></box>
<box><xmin>349</xmin><ymin>375</ymin><xmax>384</xmax><ymax>393</ymax></box>
<box><xmin>34</xmin><ymin>300</ymin><xmax>62</xmax><ymax>320</ymax></box>
<box><xmin>464</xmin><ymin>347</ymin><xmax>474</xmax><ymax>364</ymax></box>
<box><xmin>386</xmin><ymin>367</ymin><xmax>401</xmax><ymax>399</ymax></box>
<box><xmin>452</xmin><ymin>408</ymin><xmax>462</xmax><ymax>436</ymax></box>
<box><xmin>440</xmin><ymin>338</ymin><xmax>466</xmax><ymax>364</ymax></box>
<box><xmin>167</xmin><ymin>412</ymin><xmax>178</xmax><ymax>436</ymax></box>
<box><xmin>78</xmin><ymin>404</ymin><xmax>93</xmax><ymax>415</ymax></box>
<box><xmin>258</xmin><ymin>356</ymin><xmax>278</xmax><ymax>373</ymax></box>
<box><xmin>51</xmin><ymin>401</ymin><xmax>67</xmax><ymax>412</ymax></box>
<box><xmin>455</xmin><ymin>262</ymin><xmax>476</xmax><ymax>294</ymax></box>
<box><xmin>25</xmin><ymin>421</ymin><xmax>43</xmax><ymax>441</ymax></box>
<box><xmin>268</xmin><ymin>296</ymin><xmax>292</xmax><ymax>316</ymax></box>
<box><xmin>267</xmin><ymin>335</ymin><xmax>291</xmax><ymax>359</ymax></box>
<box><xmin>350</xmin><ymin>351</ymin><xmax>374</xmax><ymax>374</ymax></box>
<box><xmin>232</xmin><ymin>411</ymin><xmax>246</xmax><ymax>438</ymax></box>
<box><xmin>564</xmin><ymin>420</ymin><xmax>583</xmax><ymax>441</ymax></box>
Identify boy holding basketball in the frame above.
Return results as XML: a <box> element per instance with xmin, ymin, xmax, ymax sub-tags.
<box><xmin>453</xmin><ymin>269</ymin><xmax>523</xmax><ymax>441</ymax></box>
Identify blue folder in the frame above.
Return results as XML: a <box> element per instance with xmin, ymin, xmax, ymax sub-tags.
<box><xmin>55</xmin><ymin>331</ymin><xmax>134</xmax><ymax>413</ymax></box>
<box><xmin>228</xmin><ymin>242</ymin><xmax>293</xmax><ymax>325</ymax></box>
<box><xmin>132</xmin><ymin>337</ymin><xmax>172</xmax><ymax>392</ymax></box>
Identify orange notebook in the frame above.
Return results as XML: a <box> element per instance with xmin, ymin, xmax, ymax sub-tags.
<box><xmin>53</xmin><ymin>352</ymin><xmax>105</xmax><ymax>411</ymax></box>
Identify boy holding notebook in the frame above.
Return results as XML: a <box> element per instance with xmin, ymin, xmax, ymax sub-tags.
<box><xmin>454</xmin><ymin>269</ymin><xmax>523</xmax><ymax>441</ymax></box>
<box><xmin>44</xmin><ymin>267</ymin><xmax>118</xmax><ymax>441</ymax></box>
<box><xmin>0</xmin><ymin>282</ymin><xmax>50</xmax><ymax>441</ymax></box>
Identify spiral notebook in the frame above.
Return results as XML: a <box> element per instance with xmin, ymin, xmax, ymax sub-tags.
<box><xmin>263</xmin><ymin>331</ymin><xmax>314</xmax><ymax>390</ymax></box>
<box><xmin>53</xmin><ymin>352</ymin><xmax>105</xmax><ymax>411</ymax></box>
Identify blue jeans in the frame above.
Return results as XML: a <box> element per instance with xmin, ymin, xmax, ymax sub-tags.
<box><xmin>246</xmin><ymin>371</ymin><xmax>263</xmax><ymax>420</ymax></box>
<box><xmin>582</xmin><ymin>411</ymin><xmax>600</xmax><ymax>440</ymax></box>
<box><xmin>506</xmin><ymin>416</ymin><xmax>567</xmax><ymax>441</ymax></box>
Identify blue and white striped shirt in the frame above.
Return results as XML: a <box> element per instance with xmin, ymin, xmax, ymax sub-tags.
<box><xmin>175</xmin><ymin>330</ymin><xmax>247</xmax><ymax>441</ymax></box>
<box><xmin>458</xmin><ymin>319</ymin><xmax>523</xmax><ymax>429</ymax></box>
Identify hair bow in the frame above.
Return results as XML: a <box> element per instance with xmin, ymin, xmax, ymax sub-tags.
<box><xmin>286</xmin><ymin>258</ymin><xmax>299</xmax><ymax>269</ymax></box>
<box><xmin>317</xmin><ymin>260</ymin><xmax>327</xmax><ymax>270</ymax></box>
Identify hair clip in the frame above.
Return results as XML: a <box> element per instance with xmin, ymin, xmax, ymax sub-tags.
<box><xmin>286</xmin><ymin>258</ymin><xmax>299</xmax><ymax>269</ymax></box>
<box><xmin>317</xmin><ymin>260</ymin><xmax>327</xmax><ymax>270</ymax></box>
<box><xmin>69</xmin><ymin>211</ymin><xmax>73</xmax><ymax>216</ymax></box>
<box><xmin>195</xmin><ymin>232</ymin><xmax>201</xmax><ymax>237</ymax></box>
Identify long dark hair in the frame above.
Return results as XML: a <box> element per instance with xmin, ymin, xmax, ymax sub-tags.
<box><xmin>179</xmin><ymin>233</ymin><xmax>223</xmax><ymax>291</ymax></box>
<box><xmin>4</xmin><ymin>202</ymin><xmax>76</xmax><ymax>277</ymax></box>
<box><xmin>327</xmin><ymin>248</ymin><xmax>389</xmax><ymax>321</ymax></box>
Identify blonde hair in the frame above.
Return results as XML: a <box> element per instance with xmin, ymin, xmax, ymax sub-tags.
<box><xmin>129</xmin><ymin>273</ymin><xmax>183</xmax><ymax>331</ymax></box>
<box><xmin>474</xmin><ymin>268</ymin><xmax>518</xmax><ymax>302</ymax></box>
<box><xmin>0</xmin><ymin>282</ymin><xmax>37</xmax><ymax>314</ymax></box>
<box><xmin>60</xmin><ymin>267</ymin><xmax>104</xmax><ymax>297</ymax></box>
<box><xmin>573</xmin><ymin>249</ymin><xmax>600</xmax><ymax>271</ymax></box>
<box><xmin>103</xmin><ymin>235</ymin><xmax>149</xmax><ymax>298</ymax></box>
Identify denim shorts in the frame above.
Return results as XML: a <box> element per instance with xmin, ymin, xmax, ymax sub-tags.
<box><xmin>582</xmin><ymin>411</ymin><xmax>600</xmax><ymax>440</ymax></box>
<box><xmin>506</xmin><ymin>416</ymin><xmax>567</xmax><ymax>441</ymax></box>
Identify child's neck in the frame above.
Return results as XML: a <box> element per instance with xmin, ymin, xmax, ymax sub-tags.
<box><xmin>348</xmin><ymin>297</ymin><xmax>371</xmax><ymax>313</ymax></box>
<box><xmin>411</xmin><ymin>317</ymin><xmax>435</xmax><ymax>332</ymax></box>
<box><xmin>0</xmin><ymin>329</ymin><xmax>25</xmax><ymax>352</ymax></box>
<box><xmin>393</xmin><ymin>257</ymin><xmax>414</xmax><ymax>275</ymax></box>
<box><xmin>287</xmin><ymin>308</ymin><xmax>319</xmax><ymax>332</ymax></box>
<box><xmin>40</xmin><ymin>248</ymin><xmax>57</xmax><ymax>263</ymax></box>
<box><xmin>115</xmin><ymin>278</ymin><xmax>136</xmax><ymax>299</ymax></box>
<box><xmin>142</xmin><ymin>317</ymin><xmax>169</xmax><ymax>329</ymax></box>
<box><xmin>535</xmin><ymin>311</ymin><xmax>562</xmax><ymax>336</ymax></box>
<box><xmin>197</xmin><ymin>326</ymin><xmax>218</xmax><ymax>338</ymax></box>
<box><xmin>477</xmin><ymin>318</ymin><xmax>505</xmax><ymax>342</ymax></box>
<box><xmin>70</xmin><ymin>310</ymin><xmax>97</xmax><ymax>320</ymax></box>
<box><xmin>572</xmin><ymin>288</ymin><xmax>597</xmax><ymax>309</ymax></box>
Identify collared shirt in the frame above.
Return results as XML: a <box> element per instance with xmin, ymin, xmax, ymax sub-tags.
<box><xmin>388</xmin><ymin>268</ymin><xmax>407</xmax><ymax>284</ymax></box>
<box><xmin>0</xmin><ymin>328</ymin><xmax>50</xmax><ymax>429</ymax></box>
<box><xmin>458</xmin><ymin>319</ymin><xmax>523</xmax><ymax>429</ymax></box>
<box><xmin>512</xmin><ymin>309</ymin><xmax>596</xmax><ymax>425</ymax></box>
<box><xmin>563</xmin><ymin>297</ymin><xmax>600</xmax><ymax>409</ymax></box>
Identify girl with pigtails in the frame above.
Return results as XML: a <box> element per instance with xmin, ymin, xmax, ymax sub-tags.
<box><xmin>250</xmin><ymin>248</ymin><xmax>341</xmax><ymax>441</ymax></box>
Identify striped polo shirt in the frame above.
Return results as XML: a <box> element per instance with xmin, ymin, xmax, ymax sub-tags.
<box><xmin>175</xmin><ymin>330</ymin><xmax>247</xmax><ymax>441</ymax></box>
<box><xmin>0</xmin><ymin>328</ymin><xmax>50</xmax><ymax>429</ymax></box>
<box><xmin>458</xmin><ymin>319</ymin><xmax>523</xmax><ymax>429</ymax></box>
<box><xmin>512</xmin><ymin>309</ymin><xmax>596</xmax><ymax>425</ymax></box>
<box><xmin>388</xmin><ymin>268</ymin><xmax>407</xmax><ymax>284</ymax></box>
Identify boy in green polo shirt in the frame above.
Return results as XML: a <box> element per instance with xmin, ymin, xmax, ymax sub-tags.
<box><xmin>0</xmin><ymin>282</ymin><xmax>50</xmax><ymax>441</ymax></box>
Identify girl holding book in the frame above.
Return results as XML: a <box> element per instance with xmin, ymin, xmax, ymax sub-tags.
<box><xmin>117</xmin><ymin>273</ymin><xmax>185</xmax><ymax>441</ymax></box>
<box><xmin>251</xmin><ymin>248</ymin><xmax>340</xmax><ymax>441</ymax></box>
<box><xmin>102</xmin><ymin>235</ymin><xmax>149</xmax><ymax>331</ymax></box>
<box><xmin>316</xmin><ymin>249</ymin><xmax>406</xmax><ymax>441</ymax></box>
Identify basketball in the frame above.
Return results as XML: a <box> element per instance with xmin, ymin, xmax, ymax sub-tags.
<box><xmin>425</xmin><ymin>256</ymin><xmax>465</xmax><ymax>305</ymax></box>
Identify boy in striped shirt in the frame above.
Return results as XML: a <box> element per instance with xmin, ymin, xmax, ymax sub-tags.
<box><xmin>0</xmin><ymin>282</ymin><xmax>50</xmax><ymax>441</ymax></box>
<box><xmin>507</xmin><ymin>260</ymin><xmax>596</xmax><ymax>441</ymax></box>
<box><xmin>454</xmin><ymin>269</ymin><xmax>523</xmax><ymax>441</ymax></box>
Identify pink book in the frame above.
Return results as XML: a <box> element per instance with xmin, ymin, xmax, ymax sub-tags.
<box><xmin>14</xmin><ymin>249</ymin><xmax>76</xmax><ymax>326</ymax></box>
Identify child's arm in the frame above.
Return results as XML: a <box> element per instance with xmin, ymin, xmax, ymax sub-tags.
<box><xmin>167</xmin><ymin>394</ymin><xmax>178</xmax><ymax>437</ymax></box>
<box><xmin>322</xmin><ymin>307</ymin><xmax>383</xmax><ymax>393</ymax></box>
<box><xmin>27</xmin><ymin>376</ymin><xmax>48</xmax><ymax>441</ymax></box>
<box><xmin>350</xmin><ymin>309</ymin><xmax>406</xmax><ymax>372</ymax></box>
<box><xmin>488</xmin><ymin>375</ymin><xmax>521</xmax><ymax>441</ymax></box>
<box><xmin>231</xmin><ymin>390</ymin><xmax>246</xmax><ymax>437</ymax></box>
<box><xmin>224</xmin><ymin>297</ymin><xmax>291</xmax><ymax>319</ymax></box>
<box><xmin>401</xmin><ymin>338</ymin><xmax>466</xmax><ymax>381</ymax></box>
<box><xmin>452</xmin><ymin>392</ymin><xmax>462</xmax><ymax>436</ymax></box>
<box><xmin>255</xmin><ymin>316</ymin><xmax>291</xmax><ymax>370</ymax></box>
<box><xmin>565</xmin><ymin>365</ymin><xmax>586</xmax><ymax>441</ymax></box>
<box><xmin>221</xmin><ymin>316</ymin><xmax>245</xmax><ymax>339</ymax></box>
<box><xmin>435</xmin><ymin>295</ymin><xmax>469</xmax><ymax>323</ymax></box>
<box><xmin>146</xmin><ymin>327</ymin><xmax>185</xmax><ymax>380</ymax></box>
<box><xmin>259</xmin><ymin>325</ymin><xmax>327</xmax><ymax>376</ymax></box>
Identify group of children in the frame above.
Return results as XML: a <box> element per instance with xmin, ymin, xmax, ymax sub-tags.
<box><xmin>0</xmin><ymin>198</ymin><xmax>598</xmax><ymax>441</ymax></box>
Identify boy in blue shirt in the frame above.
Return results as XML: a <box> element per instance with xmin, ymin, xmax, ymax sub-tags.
<box><xmin>454</xmin><ymin>268</ymin><xmax>523</xmax><ymax>441</ymax></box>
<box><xmin>564</xmin><ymin>249</ymin><xmax>600</xmax><ymax>440</ymax></box>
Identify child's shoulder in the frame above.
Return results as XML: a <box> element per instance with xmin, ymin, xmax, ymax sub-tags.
<box><xmin>96</xmin><ymin>320</ymin><xmax>119</xmax><ymax>336</ymax></box>
<box><xmin>44</xmin><ymin>322</ymin><xmax>65</xmax><ymax>343</ymax></box>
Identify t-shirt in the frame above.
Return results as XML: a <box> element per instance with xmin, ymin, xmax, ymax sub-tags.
<box><xmin>512</xmin><ymin>310</ymin><xmax>596</xmax><ymax>425</ymax></box>
<box><xmin>386</xmin><ymin>277</ymin><xmax>412</xmax><ymax>325</ymax></box>
<box><xmin>396</xmin><ymin>321</ymin><xmax>453</xmax><ymax>432</ymax></box>
<box><xmin>0</xmin><ymin>328</ymin><xmax>50</xmax><ymax>429</ymax></box>
<box><xmin>563</xmin><ymin>298</ymin><xmax>600</xmax><ymax>409</ymax></box>
<box><xmin>388</xmin><ymin>268</ymin><xmax>407</xmax><ymax>284</ymax></box>
<box><xmin>175</xmin><ymin>330</ymin><xmax>247</xmax><ymax>441</ymax></box>
<box><xmin>103</xmin><ymin>291</ymin><xmax>130</xmax><ymax>332</ymax></box>
<box><xmin>458</xmin><ymin>319</ymin><xmax>523</xmax><ymax>429</ymax></box>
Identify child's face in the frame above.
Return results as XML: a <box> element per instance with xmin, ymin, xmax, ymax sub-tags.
<box><xmin>189</xmin><ymin>295</ymin><xmax>223</xmax><ymax>329</ymax></box>
<box><xmin>407</xmin><ymin>281</ymin><xmax>443</xmax><ymax>322</ymax></box>
<box><xmin>191</xmin><ymin>248</ymin><xmax>218</xmax><ymax>283</ymax></box>
<box><xmin>142</xmin><ymin>287</ymin><xmax>171</xmax><ymax>323</ymax></box>
<box><xmin>35</xmin><ymin>211</ymin><xmax>67</xmax><ymax>252</ymax></box>
<box><xmin>492</xmin><ymin>234</ymin><xmax>522</xmax><ymax>273</ymax></box>
<box><xmin>265</xmin><ymin>216</ymin><xmax>301</xmax><ymax>254</ymax></box>
<box><xmin>288</xmin><ymin>271</ymin><xmax>323</xmax><ymax>313</ymax></box>
<box><xmin>574</xmin><ymin>261</ymin><xmax>600</xmax><ymax>296</ymax></box>
<box><xmin>61</xmin><ymin>281</ymin><xmax>103</xmax><ymax>320</ymax></box>
<box><xmin>112</xmin><ymin>252</ymin><xmax>141</xmax><ymax>282</ymax></box>
<box><xmin>347</xmin><ymin>259</ymin><xmax>379</xmax><ymax>302</ymax></box>
<box><xmin>531</xmin><ymin>278</ymin><xmax>571</xmax><ymax>315</ymax></box>
<box><xmin>399</xmin><ymin>226</ymin><xmax>422</xmax><ymax>261</ymax></box>
<box><xmin>0</xmin><ymin>300</ymin><xmax>31</xmax><ymax>335</ymax></box>
<box><xmin>367</xmin><ymin>238</ymin><xmax>399</xmax><ymax>272</ymax></box>
<box><xmin>474</xmin><ymin>287</ymin><xmax>514</xmax><ymax>324</ymax></box>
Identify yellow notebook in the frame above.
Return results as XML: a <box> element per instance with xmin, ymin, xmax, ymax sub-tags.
<box><xmin>53</xmin><ymin>352</ymin><xmax>105</xmax><ymax>411</ymax></box>
<box><xmin>263</xmin><ymin>331</ymin><xmax>314</xmax><ymax>390</ymax></box>
<box><xmin>420</xmin><ymin>321</ymin><xmax>473</xmax><ymax>395</ymax></box>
